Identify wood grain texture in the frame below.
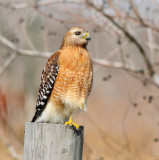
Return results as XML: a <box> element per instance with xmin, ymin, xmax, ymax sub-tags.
<box><xmin>23</xmin><ymin>122</ymin><xmax>84</xmax><ymax>160</ymax></box>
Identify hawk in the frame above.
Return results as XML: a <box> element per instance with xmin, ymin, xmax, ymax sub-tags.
<box><xmin>31</xmin><ymin>27</ymin><xmax>93</xmax><ymax>129</ymax></box>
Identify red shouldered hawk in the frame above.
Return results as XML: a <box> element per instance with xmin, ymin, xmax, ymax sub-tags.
<box><xmin>31</xmin><ymin>27</ymin><xmax>93</xmax><ymax>129</ymax></box>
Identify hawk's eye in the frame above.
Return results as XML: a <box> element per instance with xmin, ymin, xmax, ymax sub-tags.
<box><xmin>75</xmin><ymin>31</ymin><xmax>81</xmax><ymax>35</ymax></box>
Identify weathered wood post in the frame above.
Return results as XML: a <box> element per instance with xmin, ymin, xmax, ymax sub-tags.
<box><xmin>23</xmin><ymin>122</ymin><xmax>84</xmax><ymax>160</ymax></box>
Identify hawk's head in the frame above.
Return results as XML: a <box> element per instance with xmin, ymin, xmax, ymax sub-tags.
<box><xmin>61</xmin><ymin>27</ymin><xmax>91</xmax><ymax>48</ymax></box>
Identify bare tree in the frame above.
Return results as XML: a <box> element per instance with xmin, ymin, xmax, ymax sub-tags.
<box><xmin>0</xmin><ymin>0</ymin><xmax>159</xmax><ymax>160</ymax></box>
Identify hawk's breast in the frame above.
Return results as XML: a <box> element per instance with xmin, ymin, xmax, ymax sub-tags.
<box><xmin>50</xmin><ymin>46</ymin><xmax>92</xmax><ymax>111</ymax></box>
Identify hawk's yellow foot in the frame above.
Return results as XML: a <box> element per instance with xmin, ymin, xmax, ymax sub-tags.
<box><xmin>65</xmin><ymin>115</ymin><xmax>79</xmax><ymax>130</ymax></box>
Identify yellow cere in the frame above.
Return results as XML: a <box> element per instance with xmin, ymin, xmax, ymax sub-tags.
<box><xmin>82</xmin><ymin>33</ymin><xmax>90</xmax><ymax>39</ymax></box>
<box><xmin>85</xmin><ymin>33</ymin><xmax>89</xmax><ymax>36</ymax></box>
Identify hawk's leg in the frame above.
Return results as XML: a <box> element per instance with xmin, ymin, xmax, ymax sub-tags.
<box><xmin>65</xmin><ymin>114</ymin><xmax>79</xmax><ymax>130</ymax></box>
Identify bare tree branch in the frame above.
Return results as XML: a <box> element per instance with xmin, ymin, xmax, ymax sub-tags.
<box><xmin>1</xmin><ymin>0</ymin><xmax>159</xmax><ymax>32</ymax></box>
<box><xmin>0</xmin><ymin>34</ymin><xmax>51</xmax><ymax>58</ymax></box>
<box><xmin>86</xmin><ymin>1</ymin><xmax>154</xmax><ymax>77</ymax></box>
<box><xmin>0</xmin><ymin>31</ymin><xmax>157</xmax><ymax>87</ymax></box>
<box><xmin>0</xmin><ymin>33</ymin><xmax>143</xmax><ymax>74</ymax></box>
<box><xmin>21</xmin><ymin>20</ymin><xmax>37</xmax><ymax>50</ymax></box>
<box><xmin>0</xmin><ymin>0</ymin><xmax>83</xmax><ymax>9</ymax></box>
<box><xmin>0</xmin><ymin>53</ymin><xmax>17</xmax><ymax>75</ymax></box>
<box><xmin>129</xmin><ymin>0</ymin><xmax>159</xmax><ymax>32</ymax></box>
<box><xmin>0</xmin><ymin>0</ymin><xmax>90</xmax><ymax>24</ymax></box>
<box><xmin>93</xmin><ymin>58</ymin><xmax>143</xmax><ymax>73</ymax></box>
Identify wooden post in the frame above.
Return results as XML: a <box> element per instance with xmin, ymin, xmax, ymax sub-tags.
<box><xmin>23</xmin><ymin>122</ymin><xmax>84</xmax><ymax>160</ymax></box>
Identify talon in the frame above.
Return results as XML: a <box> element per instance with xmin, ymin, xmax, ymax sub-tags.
<box><xmin>72</xmin><ymin>122</ymin><xmax>79</xmax><ymax>130</ymax></box>
<box><xmin>65</xmin><ymin>114</ymin><xmax>79</xmax><ymax>130</ymax></box>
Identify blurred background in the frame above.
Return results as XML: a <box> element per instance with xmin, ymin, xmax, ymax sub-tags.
<box><xmin>0</xmin><ymin>0</ymin><xmax>159</xmax><ymax>159</ymax></box>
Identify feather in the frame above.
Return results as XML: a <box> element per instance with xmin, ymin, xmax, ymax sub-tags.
<box><xmin>31</xmin><ymin>52</ymin><xmax>60</xmax><ymax>122</ymax></box>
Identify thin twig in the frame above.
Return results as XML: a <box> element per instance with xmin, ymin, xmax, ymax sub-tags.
<box><xmin>22</xmin><ymin>20</ymin><xmax>37</xmax><ymax>50</ymax></box>
<box><xmin>0</xmin><ymin>0</ymin><xmax>89</xmax><ymax>24</ymax></box>
<box><xmin>0</xmin><ymin>0</ymin><xmax>81</xmax><ymax>9</ymax></box>
<box><xmin>0</xmin><ymin>53</ymin><xmax>17</xmax><ymax>75</ymax></box>
<box><xmin>92</xmin><ymin>58</ymin><xmax>143</xmax><ymax>73</ymax></box>
<box><xmin>129</xmin><ymin>0</ymin><xmax>159</xmax><ymax>32</ymax></box>
<box><xmin>1</xmin><ymin>0</ymin><xmax>159</xmax><ymax>32</ymax></box>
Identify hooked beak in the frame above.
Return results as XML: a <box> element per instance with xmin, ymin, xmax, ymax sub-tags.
<box><xmin>83</xmin><ymin>33</ymin><xmax>91</xmax><ymax>41</ymax></box>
